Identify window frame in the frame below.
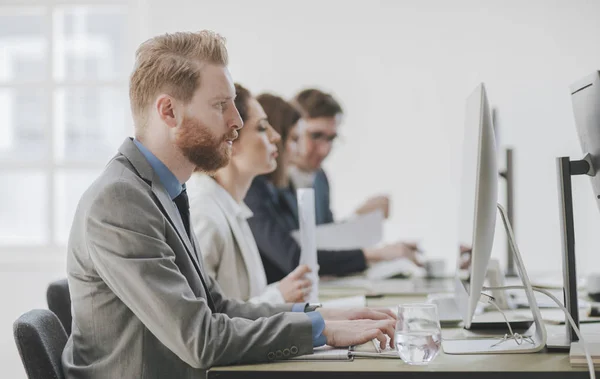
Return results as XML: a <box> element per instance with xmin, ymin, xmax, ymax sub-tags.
<box><xmin>0</xmin><ymin>0</ymin><xmax>144</xmax><ymax>259</ymax></box>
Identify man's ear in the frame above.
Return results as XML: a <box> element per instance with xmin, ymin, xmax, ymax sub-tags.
<box><xmin>155</xmin><ymin>94</ymin><xmax>178</xmax><ymax>129</ymax></box>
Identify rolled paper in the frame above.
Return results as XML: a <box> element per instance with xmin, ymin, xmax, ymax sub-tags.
<box><xmin>297</xmin><ymin>188</ymin><xmax>319</xmax><ymax>302</ymax></box>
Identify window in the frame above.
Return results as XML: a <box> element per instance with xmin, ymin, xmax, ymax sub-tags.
<box><xmin>0</xmin><ymin>2</ymin><xmax>134</xmax><ymax>253</ymax></box>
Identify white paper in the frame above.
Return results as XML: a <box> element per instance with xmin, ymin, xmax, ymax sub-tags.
<box><xmin>291</xmin><ymin>210</ymin><xmax>384</xmax><ymax>250</ymax></box>
<box><xmin>322</xmin><ymin>295</ymin><xmax>367</xmax><ymax>309</ymax></box>
<box><xmin>297</xmin><ymin>188</ymin><xmax>319</xmax><ymax>302</ymax></box>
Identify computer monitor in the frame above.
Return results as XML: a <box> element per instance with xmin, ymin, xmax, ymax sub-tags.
<box><xmin>570</xmin><ymin>71</ymin><xmax>600</xmax><ymax>207</ymax></box>
<box><xmin>455</xmin><ymin>83</ymin><xmax>498</xmax><ymax>330</ymax></box>
<box><xmin>550</xmin><ymin>70</ymin><xmax>600</xmax><ymax>347</ymax></box>
<box><xmin>443</xmin><ymin>83</ymin><xmax>546</xmax><ymax>355</ymax></box>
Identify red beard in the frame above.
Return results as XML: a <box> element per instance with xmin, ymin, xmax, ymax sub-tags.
<box><xmin>175</xmin><ymin>115</ymin><xmax>237</xmax><ymax>172</ymax></box>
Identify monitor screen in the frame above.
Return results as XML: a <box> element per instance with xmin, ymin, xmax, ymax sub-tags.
<box><xmin>455</xmin><ymin>83</ymin><xmax>498</xmax><ymax>328</ymax></box>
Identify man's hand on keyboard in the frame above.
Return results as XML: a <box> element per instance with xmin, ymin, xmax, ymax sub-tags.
<box><xmin>323</xmin><ymin>319</ymin><xmax>395</xmax><ymax>349</ymax></box>
<box><xmin>372</xmin><ymin>334</ymin><xmax>395</xmax><ymax>353</ymax></box>
<box><xmin>318</xmin><ymin>307</ymin><xmax>397</xmax><ymax>321</ymax></box>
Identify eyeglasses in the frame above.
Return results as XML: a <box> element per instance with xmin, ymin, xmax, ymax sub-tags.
<box><xmin>308</xmin><ymin>131</ymin><xmax>338</xmax><ymax>144</ymax></box>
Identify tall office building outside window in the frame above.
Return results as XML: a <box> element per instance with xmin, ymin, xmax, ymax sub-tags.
<box><xmin>0</xmin><ymin>2</ymin><xmax>134</xmax><ymax>253</ymax></box>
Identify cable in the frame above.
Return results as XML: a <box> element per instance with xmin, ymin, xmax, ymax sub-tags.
<box><xmin>485</xmin><ymin>297</ymin><xmax>534</xmax><ymax>348</ymax></box>
<box><xmin>484</xmin><ymin>285</ymin><xmax>595</xmax><ymax>379</ymax></box>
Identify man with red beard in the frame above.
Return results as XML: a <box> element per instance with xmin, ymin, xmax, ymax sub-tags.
<box><xmin>61</xmin><ymin>31</ymin><xmax>396</xmax><ymax>379</ymax></box>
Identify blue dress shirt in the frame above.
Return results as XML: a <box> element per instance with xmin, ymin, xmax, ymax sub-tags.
<box><xmin>133</xmin><ymin>139</ymin><xmax>327</xmax><ymax>347</ymax></box>
<box><xmin>133</xmin><ymin>139</ymin><xmax>183</xmax><ymax>200</ymax></box>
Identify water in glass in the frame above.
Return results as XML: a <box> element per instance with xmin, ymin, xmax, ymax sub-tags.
<box><xmin>395</xmin><ymin>303</ymin><xmax>441</xmax><ymax>365</ymax></box>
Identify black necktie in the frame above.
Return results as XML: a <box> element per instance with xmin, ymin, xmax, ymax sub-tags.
<box><xmin>174</xmin><ymin>189</ymin><xmax>191</xmax><ymax>237</ymax></box>
<box><xmin>174</xmin><ymin>188</ymin><xmax>216</xmax><ymax>311</ymax></box>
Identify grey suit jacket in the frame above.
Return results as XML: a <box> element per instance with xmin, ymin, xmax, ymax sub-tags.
<box><xmin>61</xmin><ymin>138</ymin><xmax>313</xmax><ymax>379</ymax></box>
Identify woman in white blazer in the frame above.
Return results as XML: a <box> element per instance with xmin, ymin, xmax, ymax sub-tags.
<box><xmin>188</xmin><ymin>83</ymin><xmax>311</xmax><ymax>304</ymax></box>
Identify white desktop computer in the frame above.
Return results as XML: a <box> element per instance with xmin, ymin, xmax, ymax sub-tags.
<box><xmin>441</xmin><ymin>83</ymin><xmax>547</xmax><ymax>355</ymax></box>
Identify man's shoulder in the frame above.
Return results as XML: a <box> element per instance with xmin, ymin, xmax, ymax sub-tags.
<box><xmin>81</xmin><ymin>154</ymin><xmax>154</xmax><ymax>212</ymax></box>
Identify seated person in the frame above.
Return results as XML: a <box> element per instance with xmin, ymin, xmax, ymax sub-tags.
<box><xmin>62</xmin><ymin>30</ymin><xmax>396</xmax><ymax>378</ymax></box>
<box><xmin>245</xmin><ymin>93</ymin><xmax>421</xmax><ymax>284</ymax></box>
<box><xmin>188</xmin><ymin>83</ymin><xmax>312</xmax><ymax>304</ymax></box>
<box><xmin>290</xmin><ymin>88</ymin><xmax>394</xmax><ymax>222</ymax></box>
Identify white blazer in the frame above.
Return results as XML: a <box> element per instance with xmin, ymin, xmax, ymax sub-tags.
<box><xmin>187</xmin><ymin>173</ymin><xmax>284</xmax><ymax>304</ymax></box>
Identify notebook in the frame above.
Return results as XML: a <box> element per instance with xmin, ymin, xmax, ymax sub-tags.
<box><xmin>289</xmin><ymin>345</ymin><xmax>353</xmax><ymax>361</ymax></box>
<box><xmin>289</xmin><ymin>341</ymin><xmax>400</xmax><ymax>361</ymax></box>
<box><xmin>569</xmin><ymin>342</ymin><xmax>600</xmax><ymax>366</ymax></box>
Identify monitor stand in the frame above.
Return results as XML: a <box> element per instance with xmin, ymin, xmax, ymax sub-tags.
<box><xmin>546</xmin><ymin>155</ymin><xmax>595</xmax><ymax>351</ymax></box>
<box><xmin>499</xmin><ymin>147</ymin><xmax>518</xmax><ymax>278</ymax></box>
<box><xmin>442</xmin><ymin>204</ymin><xmax>547</xmax><ymax>355</ymax></box>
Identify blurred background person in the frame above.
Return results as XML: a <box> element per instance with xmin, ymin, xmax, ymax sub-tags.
<box><xmin>290</xmin><ymin>88</ymin><xmax>393</xmax><ymax>222</ymax></box>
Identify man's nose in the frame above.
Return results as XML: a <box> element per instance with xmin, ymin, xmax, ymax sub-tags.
<box><xmin>229</xmin><ymin>108</ymin><xmax>243</xmax><ymax>130</ymax></box>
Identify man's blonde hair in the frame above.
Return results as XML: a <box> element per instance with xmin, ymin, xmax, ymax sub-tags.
<box><xmin>129</xmin><ymin>30</ymin><xmax>228</xmax><ymax>133</ymax></box>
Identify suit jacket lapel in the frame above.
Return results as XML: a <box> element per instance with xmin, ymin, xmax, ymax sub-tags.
<box><xmin>197</xmin><ymin>175</ymin><xmax>259</xmax><ymax>295</ymax></box>
<box><xmin>152</xmin><ymin>184</ymin><xmax>216</xmax><ymax>312</ymax></box>
<box><xmin>312</xmin><ymin>177</ymin><xmax>327</xmax><ymax>225</ymax></box>
<box><xmin>117</xmin><ymin>138</ymin><xmax>210</xmax><ymax>302</ymax></box>
<box><xmin>279</xmin><ymin>185</ymin><xmax>299</xmax><ymax>223</ymax></box>
<box><xmin>151</xmin><ymin>183</ymin><xmax>200</xmax><ymax>269</ymax></box>
<box><xmin>216</xmin><ymin>198</ymin><xmax>258</xmax><ymax>293</ymax></box>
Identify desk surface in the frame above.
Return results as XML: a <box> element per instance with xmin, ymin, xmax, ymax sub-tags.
<box><xmin>208</xmin><ymin>349</ymin><xmax>588</xmax><ymax>379</ymax></box>
<box><xmin>207</xmin><ymin>281</ymin><xmax>593</xmax><ymax>379</ymax></box>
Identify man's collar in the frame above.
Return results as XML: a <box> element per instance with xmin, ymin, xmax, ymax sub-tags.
<box><xmin>133</xmin><ymin>139</ymin><xmax>183</xmax><ymax>200</ymax></box>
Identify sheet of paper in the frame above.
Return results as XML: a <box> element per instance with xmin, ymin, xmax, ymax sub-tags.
<box><xmin>322</xmin><ymin>295</ymin><xmax>367</xmax><ymax>309</ymax></box>
<box><xmin>297</xmin><ymin>188</ymin><xmax>319</xmax><ymax>302</ymax></box>
<box><xmin>291</xmin><ymin>210</ymin><xmax>384</xmax><ymax>250</ymax></box>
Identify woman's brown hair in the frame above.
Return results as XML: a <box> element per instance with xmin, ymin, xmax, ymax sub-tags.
<box><xmin>257</xmin><ymin>93</ymin><xmax>301</xmax><ymax>187</ymax></box>
<box><xmin>234</xmin><ymin>83</ymin><xmax>252</xmax><ymax>124</ymax></box>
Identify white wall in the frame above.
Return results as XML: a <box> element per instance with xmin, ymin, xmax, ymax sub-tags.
<box><xmin>143</xmin><ymin>0</ymin><xmax>600</xmax><ymax>276</ymax></box>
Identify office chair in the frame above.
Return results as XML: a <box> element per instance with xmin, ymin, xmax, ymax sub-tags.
<box><xmin>13</xmin><ymin>309</ymin><xmax>67</xmax><ymax>379</ymax></box>
<box><xmin>46</xmin><ymin>279</ymin><xmax>71</xmax><ymax>335</ymax></box>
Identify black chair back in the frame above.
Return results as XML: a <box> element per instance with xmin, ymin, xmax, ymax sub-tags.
<box><xmin>46</xmin><ymin>279</ymin><xmax>71</xmax><ymax>335</ymax></box>
<box><xmin>13</xmin><ymin>309</ymin><xmax>67</xmax><ymax>379</ymax></box>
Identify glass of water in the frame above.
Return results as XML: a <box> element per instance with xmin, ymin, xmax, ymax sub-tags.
<box><xmin>395</xmin><ymin>303</ymin><xmax>442</xmax><ymax>365</ymax></box>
